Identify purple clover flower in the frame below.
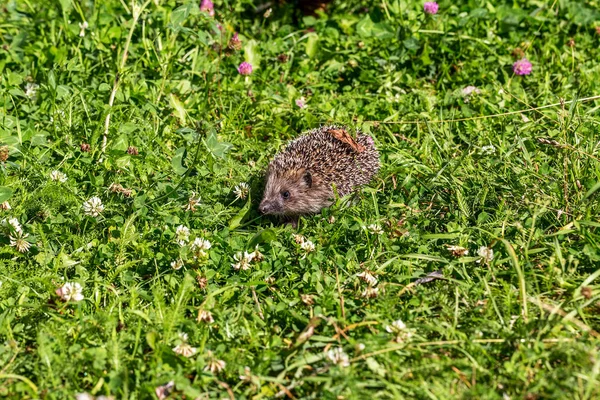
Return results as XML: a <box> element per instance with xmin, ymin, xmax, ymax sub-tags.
<box><xmin>238</xmin><ymin>62</ymin><xmax>253</xmax><ymax>76</ymax></box>
<box><xmin>423</xmin><ymin>2</ymin><xmax>439</xmax><ymax>15</ymax></box>
<box><xmin>228</xmin><ymin>32</ymin><xmax>242</xmax><ymax>51</ymax></box>
<box><xmin>295</xmin><ymin>97</ymin><xmax>306</xmax><ymax>109</ymax></box>
<box><xmin>200</xmin><ymin>0</ymin><xmax>214</xmax><ymax>17</ymax></box>
<box><xmin>513</xmin><ymin>58</ymin><xmax>532</xmax><ymax>76</ymax></box>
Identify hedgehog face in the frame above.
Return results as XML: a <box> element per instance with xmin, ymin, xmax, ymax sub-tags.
<box><xmin>259</xmin><ymin>168</ymin><xmax>327</xmax><ymax>216</ymax></box>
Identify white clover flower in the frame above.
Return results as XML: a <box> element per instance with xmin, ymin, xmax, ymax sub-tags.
<box><xmin>461</xmin><ymin>86</ymin><xmax>480</xmax><ymax>103</ymax></box>
<box><xmin>172</xmin><ymin>343</ymin><xmax>197</xmax><ymax>358</ymax></box>
<box><xmin>49</xmin><ymin>170</ymin><xmax>67</xmax><ymax>183</ymax></box>
<box><xmin>10</xmin><ymin>231</ymin><xmax>30</xmax><ymax>253</ymax></box>
<box><xmin>447</xmin><ymin>245</ymin><xmax>469</xmax><ymax>257</ymax></box>
<box><xmin>184</xmin><ymin>191</ymin><xmax>200</xmax><ymax>211</ymax></box>
<box><xmin>357</xmin><ymin>271</ymin><xmax>378</xmax><ymax>286</ymax></box>
<box><xmin>295</xmin><ymin>97</ymin><xmax>306</xmax><ymax>109</ymax></box>
<box><xmin>367</xmin><ymin>224</ymin><xmax>384</xmax><ymax>235</ymax></box>
<box><xmin>56</xmin><ymin>282</ymin><xmax>84</xmax><ymax>302</ymax></box>
<box><xmin>197</xmin><ymin>309</ymin><xmax>214</xmax><ymax>323</ymax></box>
<box><xmin>239</xmin><ymin>366</ymin><xmax>252</xmax><ymax>382</ymax></box>
<box><xmin>154</xmin><ymin>381</ymin><xmax>175</xmax><ymax>400</ymax></box>
<box><xmin>83</xmin><ymin>196</ymin><xmax>104</xmax><ymax>217</ymax></box>
<box><xmin>301</xmin><ymin>294</ymin><xmax>314</xmax><ymax>305</ymax></box>
<box><xmin>385</xmin><ymin>319</ymin><xmax>414</xmax><ymax>342</ymax></box>
<box><xmin>385</xmin><ymin>319</ymin><xmax>407</xmax><ymax>333</ymax></box>
<box><xmin>109</xmin><ymin>183</ymin><xmax>126</xmax><ymax>195</ymax></box>
<box><xmin>251</xmin><ymin>245</ymin><xmax>264</xmax><ymax>262</ymax></box>
<box><xmin>300</xmin><ymin>240</ymin><xmax>315</xmax><ymax>253</ymax></box>
<box><xmin>191</xmin><ymin>237</ymin><xmax>211</xmax><ymax>251</ymax></box>
<box><xmin>196</xmin><ymin>276</ymin><xmax>208</xmax><ymax>289</ymax></box>
<box><xmin>4</xmin><ymin>217</ymin><xmax>22</xmax><ymax>233</ymax></box>
<box><xmin>8</xmin><ymin>217</ymin><xmax>21</xmax><ymax>231</ymax></box>
<box><xmin>24</xmin><ymin>82</ymin><xmax>39</xmax><ymax>99</ymax></box>
<box><xmin>477</xmin><ymin>246</ymin><xmax>494</xmax><ymax>263</ymax></box>
<box><xmin>175</xmin><ymin>225</ymin><xmax>190</xmax><ymax>246</ymax></box>
<box><xmin>461</xmin><ymin>86</ymin><xmax>480</xmax><ymax>96</ymax></box>
<box><xmin>0</xmin><ymin>201</ymin><xmax>11</xmax><ymax>210</ymax></box>
<box><xmin>178</xmin><ymin>332</ymin><xmax>189</xmax><ymax>342</ymax></box>
<box><xmin>232</xmin><ymin>251</ymin><xmax>254</xmax><ymax>271</ymax></box>
<box><xmin>79</xmin><ymin>21</ymin><xmax>88</xmax><ymax>37</ymax></box>
<box><xmin>204</xmin><ymin>350</ymin><xmax>226</xmax><ymax>373</ymax></box>
<box><xmin>191</xmin><ymin>237</ymin><xmax>211</xmax><ymax>258</ymax></box>
<box><xmin>233</xmin><ymin>182</ymin><xmax>250</xmax><ymax>201</ymax></box>
<box><xmin>293</xmin><ymin>234</ymin><xmax>305</xmax><ymax>244</ymax></box>
<box><xmin>361</xmin><ymin>286</ymin><xmax>379</xmax><ymax>299</ymax></box>
<box><xmin>326</xmin><ymin>347</ymin><xmax>350</xmax><ymax>367</ymax></box>
<box><xmin>265</xmin><ymin>276</ymin><xmax>276</xmax><ymax>285</ymax></box>
<box><xmin>75</xmin><ymin>394</ymin><xmax>94</xmax><ymax>400</ymax></box>
<box><xmin>480</xmin><ymin>145</ymin><xmax>496</xmax><ymax>155</ymax></box>
<box><xmin>171</xmin><ymin>259</ymin><xmax>184</xmax><ymax>270</ymax></box>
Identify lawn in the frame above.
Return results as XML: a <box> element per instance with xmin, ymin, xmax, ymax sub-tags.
<box><xmin>1</xmin><ymin>0</ymin><xmax>600</xmax><ymax>398</ymax></box>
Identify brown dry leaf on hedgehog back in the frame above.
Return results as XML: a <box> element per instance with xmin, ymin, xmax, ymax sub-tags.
<box><xmin>326</xmin><ymin>127</ymin><xmax>365</xmax><ymax>153</ymax></box>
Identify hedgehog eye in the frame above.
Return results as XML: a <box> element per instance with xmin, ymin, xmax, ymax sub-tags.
<box><xmin>281</xmin><ymin>191</ymin><xmax>290</xmax><ymax>199</ymax></box>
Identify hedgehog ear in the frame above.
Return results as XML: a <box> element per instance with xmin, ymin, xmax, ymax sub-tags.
<box><xmin>303</xmin><ymin>170</ymin><xmax>312</xmax><ymax>188</ymax></box>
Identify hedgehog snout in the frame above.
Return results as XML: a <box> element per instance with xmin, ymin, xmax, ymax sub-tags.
<box><xmin>258</xmin><ymin>202</ymin><xmax>270</xmax><ymax>214</ymax></box>
<box><xmin>259</xmin><ymin>199</ymin><xmax>281</xmax><ymax>215</ymax></box>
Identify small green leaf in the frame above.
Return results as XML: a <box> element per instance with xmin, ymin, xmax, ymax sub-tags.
<box><xmin>171</xmin><ymin>4</ymin><xmax>192</xmax><ymax>30</ymax></box>
<box><xmin>0</xmin><ymin>187</ymin><xmax>14</xmax><ymax>203</ymax></box>
<box><xmin>204</xmin><ymin>132</ymin><xmax>232</xmax><ymax>159</ymax></box>
<box><xmin>371</xmin><ymin>23</ymin><xmax>394</xmax><ymax>39</ymax></box>
<box><xmin>115</xmin><ymin>155</ymin><xmax>131</xmax><ymax>169</ymax></box>
<box><xmin>48</xmin><ymin>70</ymin><xmax>57</xmax><ymax>90</ymax></box>
<box><xmin>134</xmin><ymin>194</ymin><xmax>147</xmax><ymax>209</ymax></box>
<box><xmin>112</xmin><ymin>134</ymin><xmax>129</xmax><ymax>151</ymax></box>
<box><xmin>356</xmin><ymin>15</ymin><xmax>375</xmax><ymax>37</ymax></box>
<box><xmin>244</xmin><ymin>39</ymin><xmax>261</xmax><ymax>68</ymax></box>
<box><xmin>248</xmin><ymin>228</ymin><xmax>277</xmax><ymax>249</ymax></box>
<box><xmin>229</xmin><ymin>194</ymin><xmax>252</xmax><ymax>230</ymax></box>
<box><xmin>584</xmin><ymin>181</ymin><xmax>600</xmax><ymax>201</ymax></box>
<box><xmin>58</xmin><ymin>0</ymin><xmax>73</xmax><ymax>14</ymax></box>
<box><xmin>366</xmin><ymin>357</ymin><xmax>387</xmax><ymax>377</ymax></box>
<box><xmin>169</xmin><ymin>94</ymin><xmax>187</xmax><ymax>124</ymax></box>
<box><xmin>7</xmin><ymin>72</ymin><xmax>24</xmax><ymax>87</ymax></box>
<box><xmin>172</xmin><ymin>147</ymin><xmax>187</xmax><ymax>175</ymax></box>
<box><xmin>305</xmin><ymin>33</ymin><xmax>319</xmax><ymax>58</ymax></box>
<box><xmin>403</xmin><ymin>37</ymin><xmax>420</xmax><ymax>51</ymax></box>
<box><xmin>119</xmin><ymin>122</ymin><xmax>139</xmax><ymax>134</ymax></box>
<box><xmin>145</xmin><ymin>331</ymin><xmax>156</xmax><ymax>349</ymax></box>
<box><xmin>303</xmin><ymin>16</ymin><xmax>318</xmax><ymax>26</ymax></box>
<box><xmin>30</xmin><ymin>133</ymin><xmax>48</xmax><ymax>147</ymax></box>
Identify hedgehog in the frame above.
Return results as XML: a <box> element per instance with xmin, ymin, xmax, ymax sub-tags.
<box><xmin>259</xmin><ymin>125</ymin><xmax>380</xmax><ymax>224</ymax></box>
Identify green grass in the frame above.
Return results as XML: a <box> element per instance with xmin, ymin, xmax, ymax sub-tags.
<box><xmin>2</xmin><ymin>0</ymin><xmax>600</xmax><ymax>398</ymax></box>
